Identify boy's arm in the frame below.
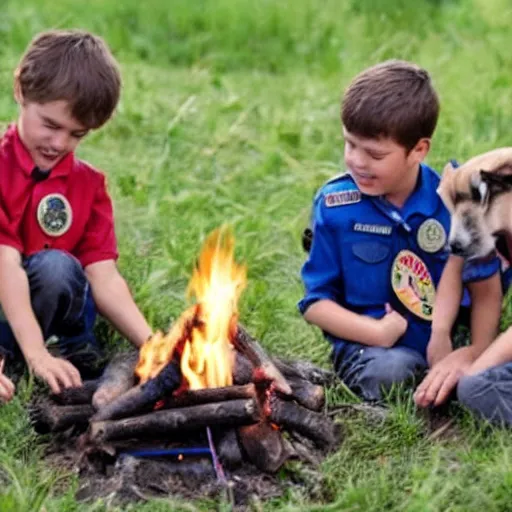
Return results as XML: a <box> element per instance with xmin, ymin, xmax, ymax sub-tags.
<box><xmin>415</xmin><ymin>265</ymin><xmax>502</xmax><ymax>407</ymax></box>
<box><xmin>304</xmin><ymin>300</ymin><xmax>406</xmax><ymax>348</ymax></box>
<box><xmin>467</xmin><ymin>327</ymin><xmax>512</xmax><ymax>375</ymax></box>
<box><xmin>427</xmin><ymin>255</ymin><xmax>464</xmax><ymax>366</ymax></box>
<box><xmin>300</xmin><ymin>196</ymin><xmax>406</xmax><ymax>348</ymax></box>
<box><xmin>0</xmin><ymin>357</ymin><xmax>14</xmax><ymax>403</ymax></box>
<box><xmin>85</xmin><ymin>260</ymin><xmax>152</xmax><ymax>348</ymax></box>
<box><xmin>0</xmin><ymin>245</ymin><xmax>82</xmax><ymax>393</ymax></box>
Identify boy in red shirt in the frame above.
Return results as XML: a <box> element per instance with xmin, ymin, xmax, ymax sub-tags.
<box><xmin>0</xmin><ymin>30</ymin><xmax>152</xmax><ymax>401</ymax></box>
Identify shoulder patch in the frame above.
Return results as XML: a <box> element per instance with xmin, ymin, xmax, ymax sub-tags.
<box><xmin>325</xmin><ymin>190</ymin><xmax>361</xmax><ymax>207</ymax></box>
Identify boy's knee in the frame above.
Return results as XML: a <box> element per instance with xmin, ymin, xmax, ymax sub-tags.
<box><xmin>457</xmin><ymin>374</ymin><xmax>482</xmax><ymax>408</ymax></box>
<box><xmin>352</xmin><ymin>347</ymin><xmax>427</xmax><ymax>401</ymax></box>
<box><xmin>369</xmin><ymin>349</ymin><xmax>426</xmax><ymax>387</ymax></box>
<box><xmin>25</xmin><ymin>250</ymin><xmax>85</xmax><ymax>294</ymax></box>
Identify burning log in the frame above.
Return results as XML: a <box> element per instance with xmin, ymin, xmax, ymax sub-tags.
<box><xmin>51</xmin><ymin>379</ymin><xmax>100</xmax><ymax>405</ymax></box>
<box><xmin>90</xmin><ymin>398</ymin><xmax>260</xmax><ymax>443</ymax></box>
<box><xmin>234</xmin><ymin>353</ymin><xmax>325</xmax><ymax>411</ymax></box>
<box><xmin>162</xmin><ymin>383</ymin><xmax>256</xmax><ymax>409</ymax></box>
<box><xmin>269</xmin><ymin>396</ymin><xmax>338</xmax><ymax>449</ymax></box>
<box><xmin>237</xmin><ymin>422</ymin><xmax>291</xmax><ymax>473</ymax></box>
<box><xmin>92</xmin><ymin>350</ymin><xmax>139</xmax><ymax>409</ymax></box>
<box><xmin>273</xmin><ymin>358</ymin><xmax>336</xmax><ymax>387</ymax></box>
<box><xmin>31</xmin><ymin>400</ymin><xmax>95</xmax><ymax>433</ymax></box>
<box><xmin>92</xmin><ymin>362</ymin><xmax>181</xmax><ymax>422</ymax></box>
<box><xmin>233</xmin><ymin>325</ymin><xmax>291</xmax><ymax>395</ymax></box>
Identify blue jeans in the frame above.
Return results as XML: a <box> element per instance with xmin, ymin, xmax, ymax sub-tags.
<box><xmin>457</xmin><ymin>363</ymin><xmax>512</xmax><ymax>425</ymax></box>
<box><xmin>333</xmin><ymin>343</ymin><xmax>428</xmax><ymax>402</ymax></box>
<box><xmin>0</xmin><ymin>249</ymin><xmax>104</xmax><ymax>378</ymax></box>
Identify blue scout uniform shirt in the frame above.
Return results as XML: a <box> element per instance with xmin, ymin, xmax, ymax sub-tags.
<box><xmin>299</xmin><ymin>163</ymin><xmax>499</xmax><ymax>360</ymax></box>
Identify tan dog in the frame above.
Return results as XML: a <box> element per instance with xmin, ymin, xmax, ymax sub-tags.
<box><xmin>437</xmin><ymin>148</ymin><xmax>512</xmax><ymax>260</ymax></box>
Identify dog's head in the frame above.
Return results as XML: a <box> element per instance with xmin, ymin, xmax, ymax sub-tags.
<box><xmin>437</xmin><ymin>148</ymin><xmax>512</xmax><ymax>260</ymax></box>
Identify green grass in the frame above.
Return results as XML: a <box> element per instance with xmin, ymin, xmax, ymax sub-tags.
<box><xmin>2</xmin><ymin>0</ymin><xmax>512</xmax><ymax>509</ymax></box>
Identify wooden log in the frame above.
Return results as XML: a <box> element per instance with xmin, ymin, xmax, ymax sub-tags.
<box><xmin>89</xmin><ymin>398</ymin><xmax>260</xmax><ymax>443</ymax></box>
<box><xmin>31</xmin><ymin>401</ymin><xmax>95</xmax><ymax>433</ymax></box>
<box><xmin>162</xmin><ymin>383</ymin><xmax>256</xmax><ymax>409</ymax></box>
<box><xmin>269</xmin><ymin>396</ymin><xmax>338</xmax><ymax>449</ymax></box>
<box><xmin>215</xmin><ymin>428</ymin><xmax>244</xmax><ymax>469</ymax></box>
<box><xmin>233</xmin><ymin>325</ymin><xmax>291</xmax><ymax>395</ymax></box>
<box><xmin>272</xmin><ymin>358</ymin><xmax>336</xmax><ymax>387</ymax></box>
<box><xmin>92</xmin><ymin>350</ymin><xmax>139</xmax><ymax>409</ymax></box>
<box><xmin>92</xmin><ymin>362</ymin><xmax>181</xmax><ymax>422</ymax></box>
<box><xmin>234</xmin><ymin>353</ymin><xmax>324</xmax><ymax>411</ymax></box>
<box><xmin>238</xmin><ymin>421</ymin><xmax>290</xmax><ymax>473</ymax></box>
<box><xmin>50</xmin><ymin>379</ymin><xmax>100</xmax><ymax>405</ymax></box>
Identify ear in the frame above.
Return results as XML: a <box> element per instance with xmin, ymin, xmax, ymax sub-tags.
<box><xmin>480</xmin><ymin>169</ymin><xmax>512</xmax><ymax>197</ymax></box>
<box><xmin>408</xmin><ymin>138</ymin><xmax>430</xmax><ymax>165</ymax></box>
<box><xmin>13</xmin><ymin>77</ymin><xmax>23</xmax><ymax>105</ymax></box>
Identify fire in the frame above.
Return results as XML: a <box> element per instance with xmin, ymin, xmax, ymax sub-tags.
<box><xmin>135</xmin><ymin>227</ymin><xmax>247</xmax><ymax>390</ymax></box>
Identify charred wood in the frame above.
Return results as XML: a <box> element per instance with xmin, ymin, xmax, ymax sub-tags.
<box><xmin>234</xmin><ymin>353</ymin><xmax>324</xmax><ymax>411</ymax></box>
<box><xmin>238</xmin><ymin>421</ymin><xmax>291</xmax><ymax>473</ymax></box>
<box><xmin>92</xmin><ymin>350</ymin><xmax>139</xmax><ymax>409</ymax></box>
<box><xmin>269</xmin><ymin>396</ymin><xmax>337</xmax><ymax>449</ymax></box>
<box><xmin>90</xmin><ymin>398</ymin><xmax>260</xmax><ymax>443</ymax></box>
<box><xmin>233</xmin><ymin>325</ymin><xmax>291</xmax><ymax>395</ymax></box>
<box><xmin>31</xmin><ymin>401</ymin><xmax>95</xmax><ymax>433</ymax></box>
<box><xmin>92</xmin><ymin>362</ymin><xmax>181</xmax><ymax>422</ymax></box>
<box><xmin>214</xmin><ymin>428</ymin><xmax>244</xmax><ymax>469</ymax></box>
<box><xmin>162</xmin><ymin>383</ymin><xmax>256</xmax><ymax>409</ymax></box>
<box><xmin>51</xmin><ymin>379</ymin><xmax>100</xmax><ymax>405</ymax></box>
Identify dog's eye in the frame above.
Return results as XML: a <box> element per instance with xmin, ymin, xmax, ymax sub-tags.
<box><xmin>470</xmin><ymin>182</ymin><xmax>489</xmax><ymax>205</ymax></box>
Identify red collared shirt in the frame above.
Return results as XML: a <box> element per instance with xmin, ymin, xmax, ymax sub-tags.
<box><xmin>0</xmin><ymin>124</ymin><xmax>118</xmax><ymax>267</ymax></box>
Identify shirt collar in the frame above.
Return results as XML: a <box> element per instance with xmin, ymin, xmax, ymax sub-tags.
<box><xmin>10</xmin><ymin>123</ymin><xmax>74</xmax><ymax>178</ymax></box>
<box><xmin>400</xmin><ymin>163</ymin><xmax>442</xmax><ymax>218</ymax></box>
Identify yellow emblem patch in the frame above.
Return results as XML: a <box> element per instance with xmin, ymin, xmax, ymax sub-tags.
<box><xmin>391</xmin><ymin>250</ymin><xmax>435</xmax><ymax>321</ymax></box>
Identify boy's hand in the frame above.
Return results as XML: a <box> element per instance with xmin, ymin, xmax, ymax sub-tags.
<box><xmin>0</xmin><ymin>357</ymin><xmax>15</xmax><ymax>403</ymax></box>
<box><xmin>28</xmin><ymin>350</ymin><xmax>82</xmax><ymax>394</ymax></box>
<box><xmin>414</xmin><ymin>346</ymin><xmax>474</xmax><ymax>408</ymax></box>
<box><xmin>378</xmin><ymin>303</ymin><xmax>408</xmax><ymax>347</ymax></box>
<box><xmin>426</xmin><ymin>330</ymin><xmax>453</xmax><ymax>367</ymax></box>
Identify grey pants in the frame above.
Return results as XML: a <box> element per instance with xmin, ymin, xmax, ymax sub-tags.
<box><xmin>335</xmin><ymin>344</ymin><xmax>428</xmax><ymax>401</ymax></box>
<box><xmin>458</xmin><ymin>363</ymin><xmax>512</xmax><ymax>425</ymax></box>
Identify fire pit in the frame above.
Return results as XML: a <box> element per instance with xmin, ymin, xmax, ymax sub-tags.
<box><xmin>31</xmin><ymin>227</ymin><xmax>340</xmax><ymax>506</ymax></box>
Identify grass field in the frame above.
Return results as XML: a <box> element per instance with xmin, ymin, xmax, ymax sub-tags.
<box><xmin>1</xmin><ymin>0</ymin><xmax>512</xmax><ymax>510</ymax></box>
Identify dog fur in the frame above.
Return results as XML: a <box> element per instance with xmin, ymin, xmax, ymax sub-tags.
<box><xmin>437</xmin><ymin>147</ymin><xmax>512</xmax><ymax>260</ymax></box>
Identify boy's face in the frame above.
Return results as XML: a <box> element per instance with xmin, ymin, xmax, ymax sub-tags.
<box><xmin>15</xmin><ymin>94</ymin><xmax>89</xmax><ymax>171</ymax></box>
<box><xmin>343</xmin><ymin>128</ymin><xmax>429</xmax><ymax>199</ymax></box>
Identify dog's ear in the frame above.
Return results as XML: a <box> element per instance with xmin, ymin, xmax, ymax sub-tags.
<box><xmin>437</xmin><ymin>161</ymin><xmax>458</xmax><ymax>211</ymax></box>
<box><xmin>480</xmin><ymin>168</ymin><xmax>512</xmax><ymax>198</ymax></box>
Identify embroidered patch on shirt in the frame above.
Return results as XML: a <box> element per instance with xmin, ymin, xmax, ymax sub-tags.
<box><xmin>391</xmin><ymin>250</ymin><xmax>435</xmax><ymax>321</ymax></box>
<box><xmin>353</xmin><ymin>223</ymin><xmax>392</xmax><ymax>236</ymax></box>
<box><xmin>324</xmin><ymin>190</ymin><xmax>361</xmax><ymax>207</ymax></box>
<box><xmin>37</xmin><ymin>193</ymin><xmax>73</xmax><ymax>237</ymax></box>
<box><xmin>417</xmin><ymin>218</ymin><xmax>447</xmax><ymax>253</ymax></box>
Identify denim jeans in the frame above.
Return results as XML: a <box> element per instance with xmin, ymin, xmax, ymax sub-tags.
<box><xmin>457</xmin><ymin>363</ymin><xmax>512</xmax><ymax>425</ymax></box>
<box><xmin>0</xmin><ymin>249</ymin><xmax>104</xmax><ymax>378</ymax></box>
<box><xmin>333</xmin><ymin>343</ymin><xmax>428</xmax><ymax>402</ymax></box>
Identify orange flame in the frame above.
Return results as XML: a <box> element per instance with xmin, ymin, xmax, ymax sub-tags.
<box><xmin>135</xmin><ymin>227</ymin><xmax>247</xmax><ymax>389</ymax></box>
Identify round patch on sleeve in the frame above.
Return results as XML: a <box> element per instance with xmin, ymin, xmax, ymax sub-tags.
<box><xmin>37</xmin><ymin>194</ymin><xmax>73</xmax><ymax>237</ymax></box>
<box><xmin>417</xmin><ymin>218</ymin><xmax>446</xmax><ymax>253</ymax></box>
<box><xmin>391</xmin><ymin>250</ymin><xmax>435</xmax><ymax>321</ymax></box>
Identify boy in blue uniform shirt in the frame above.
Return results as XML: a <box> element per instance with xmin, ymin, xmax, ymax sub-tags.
<box><xmin>299</xmin><ymin>60</ymin><xmax>502</xmax><ymax>402</ymax></box>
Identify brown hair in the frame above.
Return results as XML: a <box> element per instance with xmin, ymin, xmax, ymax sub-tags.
<box><xmin>15</xmin><ymin>30</ymin><xmax>121</xmax><ymax>129</ymax></box>
<box><xmin>341</xmin><ymin>60</ymin><xmax>439</xmax><ymax>152</ymax></box>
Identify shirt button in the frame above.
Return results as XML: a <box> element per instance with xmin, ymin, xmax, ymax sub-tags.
<box><xmin>44</xmin><ymin>243</ymin><xmax>50</xmax><ymax>249</ymax></box>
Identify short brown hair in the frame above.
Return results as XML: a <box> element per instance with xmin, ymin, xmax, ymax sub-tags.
<box><xmin>15</xmin><ymin>30</ymin><xmax>121</xmax><ymax>129</ymax></box>
<box><xmin>341</xmin><ymin>60</ymin><xmax>439</xmax><ymax>151</ymax></box>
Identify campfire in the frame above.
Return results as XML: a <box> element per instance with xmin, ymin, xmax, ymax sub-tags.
<box><xmin>32</xmin><ymin>227</ymin><xmax>338</xmax><ymax>492</ymax></box>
